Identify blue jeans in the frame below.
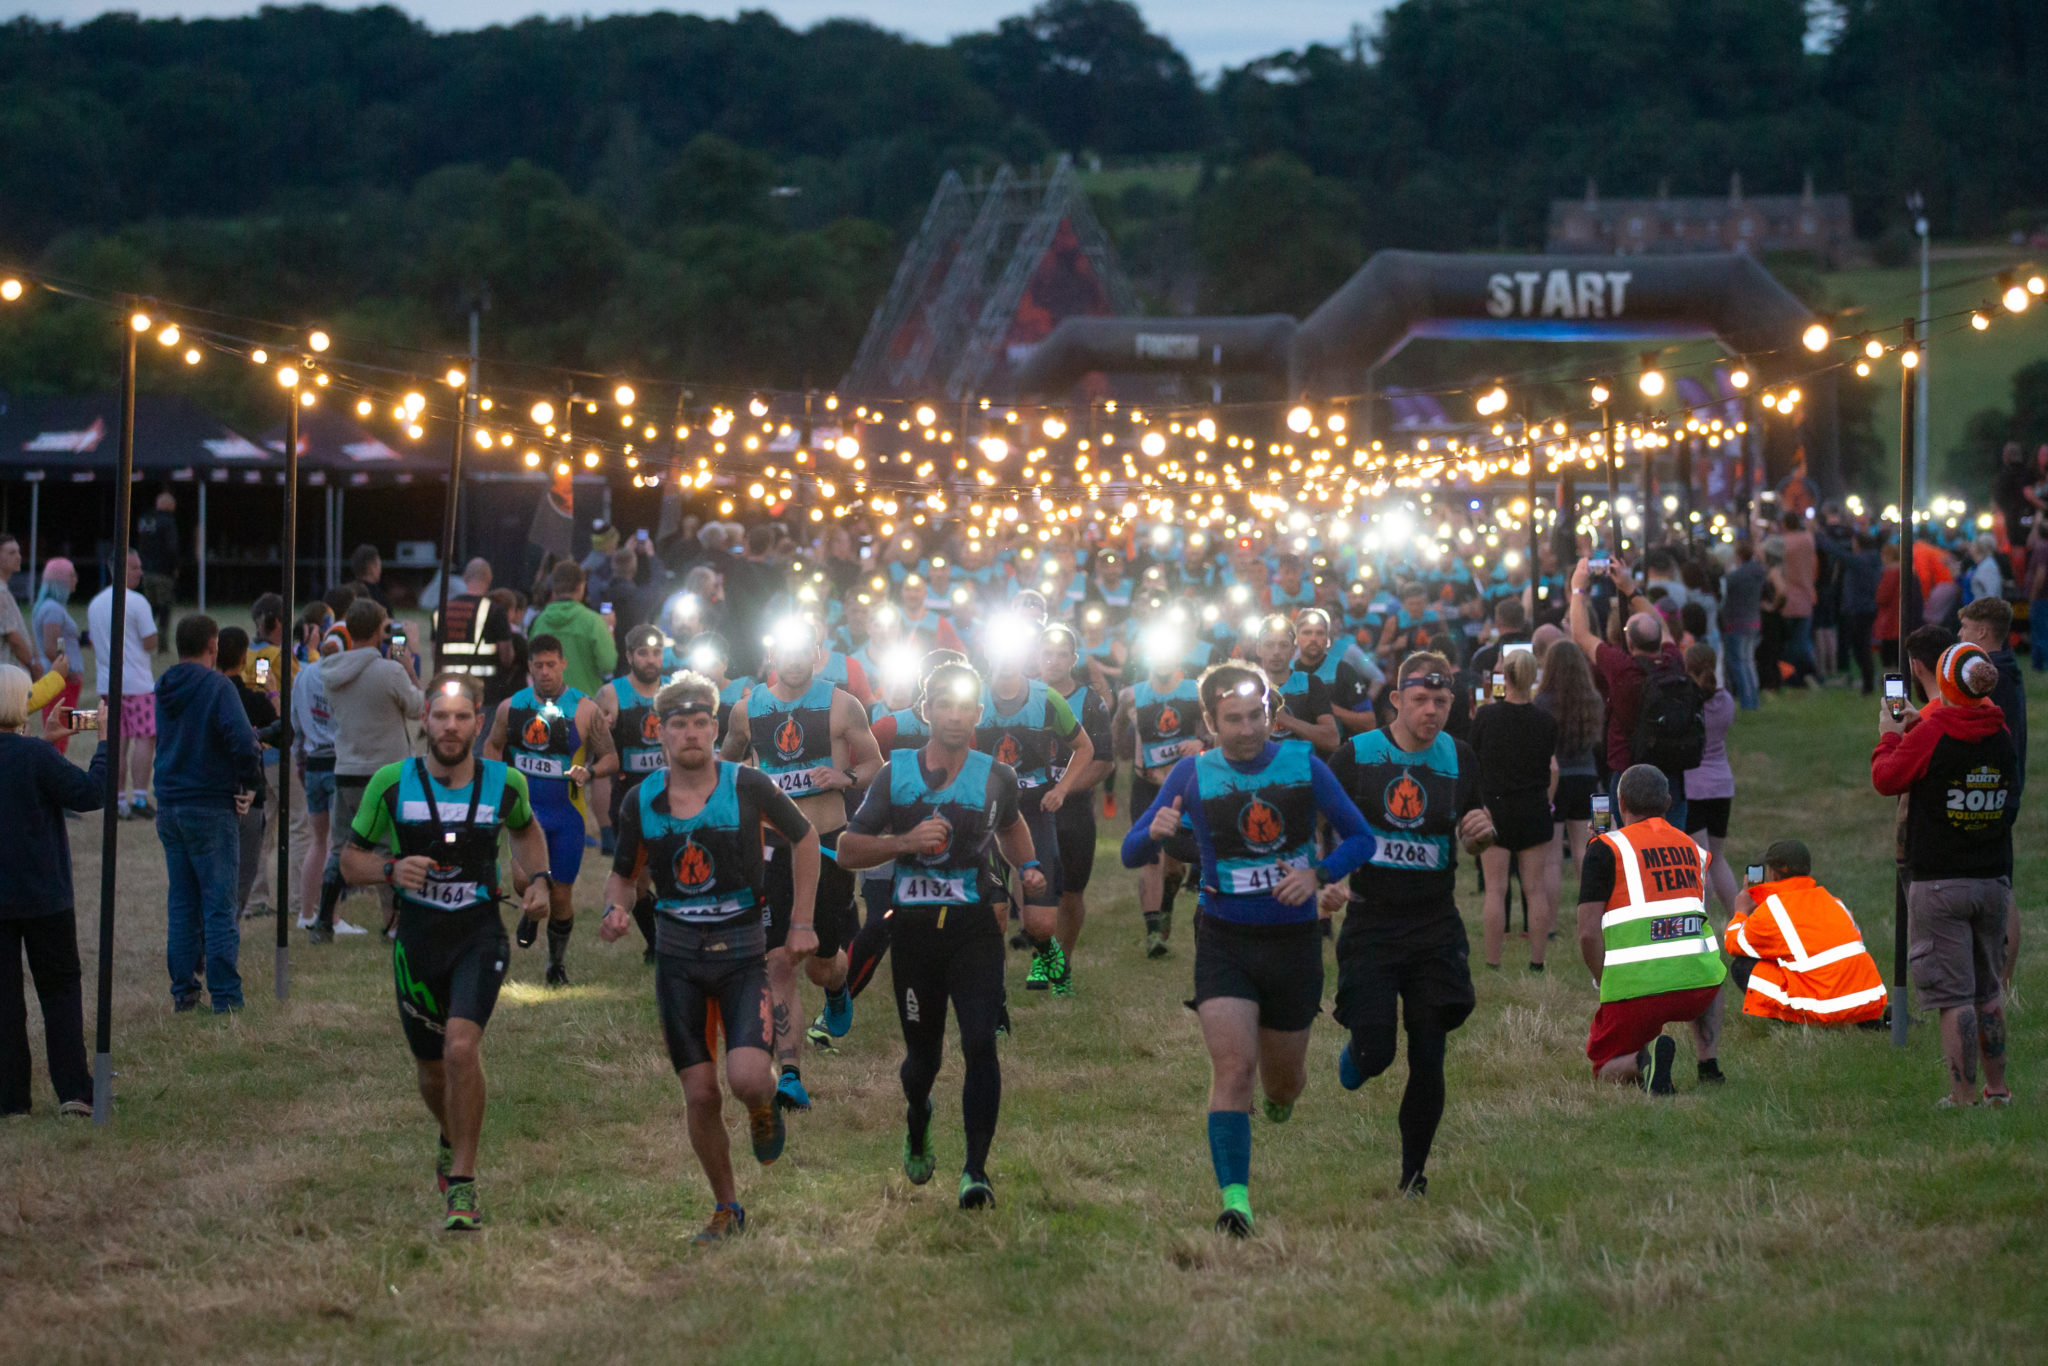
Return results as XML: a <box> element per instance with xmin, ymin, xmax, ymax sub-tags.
<box><xmin>1723</xmin><ymin>627</ymin><xmax>1760</xmax><ymax>709</ymax></box>
<box><xmin>1781</xmin><ymin>615</ymin><xmax>1816</xmax><ymax>681</ymax></box>
<box><xmin>159</xmin><ymin>805</ymin><xmax>243</xmax><ymax>1011</ymax></box>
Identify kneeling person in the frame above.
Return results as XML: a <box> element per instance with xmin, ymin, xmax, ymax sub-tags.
<box><xmin>341</xmin><ymin>674</ymin><xmax>555</xmax><ymax>1232</ymax></box>
<box><xmin>601</xmin><ymin>672</ymin><xmax>821</xmax><ymax>1243</ymax></box>
<box><xmin>1725</xmin><ymin>839</ymin><xmax>1886</xmax><ymax>1026</ymax></box>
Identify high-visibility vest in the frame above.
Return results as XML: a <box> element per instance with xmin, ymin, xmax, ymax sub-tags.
<box><xmin>1724</xmin><ymin>876</ymin><xmax>1886</xmax><ymax>1024</ymax></box>
<box><xmin>1595</xmin><ymin>817</ymin><xmax>1728</xmax><ymax>1003</ymax></box>
<box><xmin>437</xmin><ymin>594</ymin><xmax>497</xmax><ymax>678</ymax></box>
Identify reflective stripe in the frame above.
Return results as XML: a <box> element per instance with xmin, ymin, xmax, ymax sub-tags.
<box><xmin>1745</xmin><ymin>975</ymin><xmax>1887</xmax><ymax>1014</ymax></box>
<box><xmin>1734</xmin><ymin>923</ymin><xmax>1760</xmax><ymax>959</ymax></box>
<box><xmin>1603</xmin><ymin>937</ymin><xmax>1721</xmax><ymax>966</ymax></box>
<box><xmin>1783</xmin><ymin>939</ymin><xmax>1872</xmax><ymax>973</ymax></box>
<box><xmin>1765</xmin><ymin>895</ymin><xmax>1811</xmax><ymax>964</ymax></box>
<box><xmin>1606</xmin><ymin>824</ymin><xmax>1648</xmax><ymax>906</ymax></box>
<box><xmin>1603</xmin><ymin>895</ymin><xmax>1706</xmax><ymax>930</ymax></box>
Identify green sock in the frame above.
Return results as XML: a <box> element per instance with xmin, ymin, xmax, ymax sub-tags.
<box><xmin>1221</xmin><ymin>1183</ymin><xmax>1252</xmax><ymax>1222</ymax></box>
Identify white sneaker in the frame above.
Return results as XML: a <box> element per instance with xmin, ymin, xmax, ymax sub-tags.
<box><xmin>331</xmin><ymin>919</ymin><xmax>370</xmax><ymax>936</ymax></box>
<box><xmin>295</xmin><ymin>915</ymin><xmax>316</xmax><ymax>930</ymax></box>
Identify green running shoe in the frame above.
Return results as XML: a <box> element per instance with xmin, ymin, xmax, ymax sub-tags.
<box><xmin>442</xmin><ymin>1181</ymin><xmax>482</xmax><ymax>1232</ymax></box>
<box><xmin>1024</xmin><ymin>945</ymin><xmax>1051</xmax><ymax>991</ymax></box>
<box><xmin>958</xmin><ymin>1171</ymin><xmax>995</xmax><ymax>1211</ymax></box>
<box><xmin>1042</xmin><ymin>940</ymin><xmax>1069</xmax><ymax>991</ymax></box>
<box><xmin>1262</xmin><ymin>1096</ymin><xmax>1294</xmax><ymax>1125</ymax></box>
<box><xmin>1145</xmin><ymin>929</ymin><xmax>1169</xmax><ymax>959</ymax></box>
<box><xmin>806</xmin><ymin>1011</ymin><xmax>836</xmax><ymax>1051</ymax></box>
<box><xmin>902</xmin><ymin>1102</ymin><xmax>936</xmax><ymax>1185</ymax></box>
<box><xmin>1216</xmin><ymin>1183</ymin><xmax>1253</xmax><ymax>1238</ymax></box>
<box><xmin>435</xmin><ymin>1139</ymin><xmax>454</xmax><ymax>1194</ymax></box>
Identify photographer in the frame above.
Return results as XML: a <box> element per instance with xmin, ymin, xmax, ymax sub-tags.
<box><xmin>0</xmin><ymin>666</ymin><xmax>106</xmax><ymax>1116</ymax></box>
<box><xmin>311</xmin><ymin>598</ymin><xmax>423</xmax><ymax>942</ymax></box>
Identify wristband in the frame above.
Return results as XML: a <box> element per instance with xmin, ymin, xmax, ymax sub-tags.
<box><xmin>1017</xmin><ymin>859</ymin><xmax>1041</xmax><ymax>871</ymax></box>
<box><xmin>531</xmin><ymin>871</ymin><xmax>555</xmax><ymax>888</ymax></box>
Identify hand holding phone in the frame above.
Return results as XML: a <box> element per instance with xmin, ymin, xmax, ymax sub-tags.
<box><xmin>1883</xmin><ymin>672</ymin><xmax>1907</xmax><ymax>720</ymax></box>
<box><xmin>67</xmin><ymin>707</ymin><xmax>98</xmax><ymax>732</ymax></box>
<box><xmin>1745</xmin><ymin>863</ymin><xmax>1765</xmax><ymax>886</ymax></box>
<box><xmin>1590</xmin><ymin>793</ymin><xmax>1612</xmax><ymax>834</ymax></box>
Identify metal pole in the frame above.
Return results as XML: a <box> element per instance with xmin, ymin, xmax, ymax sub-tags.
<box><xmin>324</xmin><ymin>485</ymin><xmax>335</xmax><ymax>590</ymax></box>
<box><xmin>1525</xmin><ymin>428</ymin><xmax>1540</xmax><ymax>612</ymax></box>
<box><xmin>92</xmin><ymin>306</ymin><xmax>139</xmax><ymax>1125</ymax></box>
<box><xmin>435</xmin><ymin>362</ymin><xmax>473</xmax><ymax>667</ymax></box>
<box><xmin>1893</xmin><ymin>316</ymin><xmax>1921</xmax><ymax>1050</ymax></box>
<box><xmin>1914</xmin><ymin>203</ymin><xmax>1930</xmax><ymax>504</ymax></box>
<box><xmin>275</xmin><ymin>377</ymin><xmax>300</xmax><ymax>1001</ymax></box>
<box><xmin>26</xmin><ymin>479</ymin><xmax>38</xmax><ymax>602</ymax></box>
<box><xmin>196</xmin><ymin>481</ymin><xmax>207</xmax><ymax>613</ymax></box>
<box><xmin>1603</xmin><ymin>404</ymin><xmax>1619</xmax><ymax>555</ymax></box>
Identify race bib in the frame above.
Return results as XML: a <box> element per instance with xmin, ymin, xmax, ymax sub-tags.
<box><xmin>1222</xmin><ymin>858</ymin><xmax>1308</xmax><ymax>895</ymax></box>
<box><xmin>895</xmin><ymin>872</ymin><xmax>968</xmax><ymax>905</ymax></box>
<box><xmin>625</xmin><ymin>749</ymin><xmax>664</xmax><ymax>774</ymax></box>
<box><xmin>1143</xmin><ymin>740</ymin><xmax>1184</xmax><ymax>768</ymax></box>
<box><xmin>661</xmin><ymin>894</ymin><xmax>750</xmax><ymax>923</ymax></box>
<box><xmin>1371</xmin><ymin>837</ymin><xmax>1443</xmax><ymax>870</ymax></box>
<box><xmin>1049</xmin><ymin>761</ymin><xmax>1068</xmax><ymax>783</ymax></box>
<box><xmin>511</xmin><ymin>752</ymin><xmax>566</xmax><ymax>779</ymax></box>
<box><xmin>770</xmin><ymin>768</ymin><xmax>816</xmax><ymax>796</ymax></box>
<box><xmin>414</xmin><ymin>874</ymin><xmax>485</xmax><ymax>911</ymax></box>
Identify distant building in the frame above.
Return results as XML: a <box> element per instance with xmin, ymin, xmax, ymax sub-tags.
<box><xmin>1548</xmin><ymin>173</ymin><xmax>1854</xmax><ymax>266</ymax></box>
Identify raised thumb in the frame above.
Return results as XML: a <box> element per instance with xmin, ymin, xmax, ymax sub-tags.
<box><xmin>1170</xmin><ymin>796</ymin><xmax>1183</xmax><ymax>811</ymax></box>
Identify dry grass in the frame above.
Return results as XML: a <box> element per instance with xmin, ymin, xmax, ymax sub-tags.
<box><xmin>3</xmin><ymin>679</ymin><xmax>2046</xmax><ymax>1364</ymax></box>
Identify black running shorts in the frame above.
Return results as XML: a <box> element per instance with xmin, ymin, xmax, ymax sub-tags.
<box><xmin>1332</xmin><ymin>906</ymin><xmax>1477</xmax><ymax>1044</ymax></box>
<box><xmin>1054</xmin><ymin>797</ymin><xmax>1096</xmax><ymax>894</ymax></box>
<box><xmin>1552</xmin><ymin>773</ymin><xmax>1597</xmax><ymax>824</ymax></box>
<box><xmin>764</xmin><ymin>828</ymin><xmax>858</xmax><ymax>957</ymax></box>
<box><xmin>1487</xmin><ymin>793</ymin><xmax>1556</xmax><ymax>853</ymax></box>
<box><xmin>654</xmin><ymin>951</ymin><xmax>773</xmax><ymax>1071</ymax></box>
<box><xmin>1186</xmin><ymin>913</ymin><xmax>1324</xmax><ymax>1032</ymax></box>
<box><xmin>392</xmin><ymin>907</ymin><xmax>510</xmax><ymax>1063</ymax></box>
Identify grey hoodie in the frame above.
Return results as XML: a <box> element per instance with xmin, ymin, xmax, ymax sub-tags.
<box><xmin>321</xmin><ymin>646</ymin><xmax>423</xmax><ymax>778</ymax></box>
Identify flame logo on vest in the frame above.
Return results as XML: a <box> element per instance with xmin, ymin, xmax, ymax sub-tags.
<box><xmin>1238</xmin><ymin>796</ymin><xmax>1286</xmax><ymax>853</ymax></box>
<box><xmin>994</xmin><ymin>733</ymin><xmax>1021</xmax><ymax>766</ymax></box>
<box><xmin>1155</xmin><ymin>706</ymin><xmax>1182</xmax><ymax>736</ymax></box>
<box><xmin>673</xmin><ymin>839</ymin><xmax>715</xmax><ymax>894</ymax></box>
<box><xmin>521</xmin><ymin>714</ymin><xmax>553</xmax><ymax>749</ymax></box>
<box><xmin>1384</xmin><ymin>771</ymin><xmax>1427</xmax><ymax>829</ymax></box>
<box><xmin>640</xmin><ymin>710</ymin><xmax>660</xmax><ymax>744</ymax></box>
<box><xmin>773</xmin><ymin>715</ymin><xmax>806</xmax><ymax>762</ymax></box>
<box><xmin>915</xmin><ymin>813</ymin><xmax>955</xmax><ymax>866</ymax></box>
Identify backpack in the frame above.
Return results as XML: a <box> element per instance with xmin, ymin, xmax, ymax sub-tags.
<box><xmin>1629</xmin><ymin>655</ymin><xmax>1705</xmax><ymax>774</ymax></box>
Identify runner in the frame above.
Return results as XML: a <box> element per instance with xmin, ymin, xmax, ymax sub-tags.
<box><xmin>484</xmin><ymin>633</ymin><xmax>616</xmax><ymax>987</ymax></box>
<box><xmin>1324</xmin><ymin>650</ymin><xmax>1495</xmax><ymax>1197</ymax></box>
<box><xmin>838</xmin><ymin>658</ymin><xmax>1047</xmax><ymax>1211</ymax></box>
<box><xmin>339</xmin><ymin>674</ymin><xmax>554</xmax><ymax>1231</ymax></box>
<box><xmin>720</xmin><ymin>617</ymin><xmax>884</xmax><ymax>1110</ymax></box>
<box><xmin>838</xmin><ymin>645</ymin><xmax>939</xmax><ymax>1015</ymax></box>
<box><xmin>1042</xmin><ymin>624</ymin><xmax>1116</xmax><ymax>971</ymax></box>
<box><xmin>1292</xmin><ymin>608</ymin><xmax>1375</xmax><ymax>737</ymax></box>
<box><xmin>597</xmin><ymin>625</ymin><xmax>667</xmax><ymax>959</ymax></box>
<box><xmin>598</xmin><ymin>672</ymin><xmax>821</xmax><ymax>1244</ymax></box>
<box><xmin>1120</xmin><ymin>663</ymin><xmax>1376</xmax><ymax>1238</ymax></box>
<box><xmin>976</xmin><ymin>626</ymin><xmax>1094</xmax><ymax>995</ymax></box>
<box><xmin>1252</xmin><ymin>614</ymin><xmax>1339</xmax><ymax>753</ymax></box>
<box><xmin>1112</xmin><ymin>625</ymin><xmax>1209</xmax><ymax>957</ymax></box>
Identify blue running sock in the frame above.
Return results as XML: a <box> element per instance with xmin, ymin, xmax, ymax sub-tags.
<box><xmin>1206</xmin><ymin>1110</ymin><xmax>1252</xmax><ymax>1191</ymax></box>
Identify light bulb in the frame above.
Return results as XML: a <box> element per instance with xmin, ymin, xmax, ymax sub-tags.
<box><xmin>309</xmin><ymin>330</ymin><xmax>330</xmax><ymax>352</ymax></box>
<box><xmin>530</xmin><ymin>401</ymin><xmax>555</xmax><ymax>425</ymax></box>
<box><xmin>1801</xmin><ymin>323</ymin><xmax>1829</xmax><ymax>352</ymax></box>
<box><xmin>614</xmin><ymin>384</ymin><xmax>635</xmax><ymax>406</ymax></box>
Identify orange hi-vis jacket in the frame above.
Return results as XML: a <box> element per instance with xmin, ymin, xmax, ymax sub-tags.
<box><xmin>1723</xmin><ymin>876</ymin><xmax>1887</xmax><ymax>1025</ymax></box>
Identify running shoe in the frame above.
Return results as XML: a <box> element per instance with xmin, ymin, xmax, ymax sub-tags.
<box><xmin>957</xmin><ymin>1172</ymin><xmax>995</xmax><ymax>1211</ymax></box>
<box><xmin>1337</xmin><ymin>1040</ymin><xmax>1366</xmax><ymax>1092</ymax></box>
<box><xmin>694</xmin><ymin>1204</ymin><xmax>746</xmax><ymax>1244</ymax></box>
<box><xmin>902</xmin><ymin>1102</ymin><xmax>936</xmax><ymax>1185</ymax></box>
<box><xmin>806</xmin><ymin>1013</ymin><xmax>836</xmax><ymax>1051</ymax></box>
<box><xmin>995</xmin><ymin>1002</ymin><xmax>1011</xmax><ymax>1038</ymax></box>
<box><xmin>515</xmin><ymin>915</ymin><xmax>539</xmax><ymax>949</ymax></box>
<box><xmin>332</xmin><ymin>919</ymin><xmax>368</xmax><ymax>937</ymax></box>
<box><xmin>442</xmin><ymin>1182</ymin><xmax>482</xmax><ymax>1232</ymax></box>
<box><xmin>436</xmin><ymin>1140</ymin><xmax>454</xmax><ymax>1194</ymax></box>
<box><xmin>1400</xmin><ymin>1173</ymin><xmax>1428</xmax><ymax>1199</ymax></box>
<box><xmin>1214</xmin><ymin>1208</ymin><xmax>1253</xmax><ymax>1238</ymax></box>
<box><xmin>776</xmin><ymin>1070</ymin><xmax>812</xmax><ymax>1113</ymax></box>
<box><xmin>1935</xmin><ymin>1095</ymin><xmax>1982</xmax><ymax>1110</ymax></box>
<box><xmin>1261</xmin><ymin>1096</ymin><xmax>1293</xmax><ymax>1125</ymax></box>
<box><xmin>128</xmin><ymin>796</ymin><xmax>156</xmax><ymax>821</ymax></box>
<box><xmin>57</xmin><ymin>1100</ymin><xmax>92</xmax><ymax>1119</ymax></box>
<box><xmin>1158</xmin><ymin>906</ymin><xmax>1173</xmax><ymax>942</ymax></box>
<box><xmin>1646</xmin><ymin>1035</ymin><xmax>1677</xmax><ymax>1096</ymax></box>
<box><xmin>1984</xmin><ymin>1087</ymin><xmax>2014</xmax><ymax>1108</ymax></box>
<box><xmin>749</xmin><ymin>1104</ymin><xmax>786</xmax><ymax>1165</ymax></box>
<box><xmin>822</xmin><ymin>987</ymin><xmax>853</xmax><ymax>1038</ymax></box>
<box><xmin>1050</xmin><ymin>966</ymin><xmax>1075</xmax><ymax>998</ymax></box>
<box><xmin>1145</xmin><ymin>930</ymin><xmax>1169</xmax><ymax>959</ymax></box>
<box><xmin>1025</xmin><ymin>946</ymin><xmax>1051</xmax><ymax>991</ymax></box>
<box><xmin>544</xmin><ymin>963</ymin><xmax>569</xmax><ymax>989</ymax></box>
<box><xmin>1042</xmin><ymin>940</ymin><xmax>1069</xmax><ymax>991</ymax></box>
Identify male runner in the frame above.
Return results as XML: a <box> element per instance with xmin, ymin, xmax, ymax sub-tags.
<box><xmin>1113</xmin><ymin>626</ymin><xmax>1209</xmax><ymax>957</ymax></box>
<box><xmin>720</xmin><ymin>618</ymin><xmax>883</xmax><ymax>1109</ymax></box>
<box><xmin>341</xmin><ymin>674</ymin><xmax>554</xmax><ymax>1231</ymax></box>
<box><xmin>1042</xmin><ymin>624</ymin><xmax>1116</xmax><ymax>971</ymax></box>
<box><xmin>598</xmin><ymin>624</ymin><xmax>667</xmax><ymax>958</ymax></box>
<box><xmin>1121</xmin><ymin>663</ymin><xmax>1375</xmax><ymax>1237</ymax></box>
<box><xmin>1252</xmin><ymin>614</ymin><xmax>1339</xmax><ymax>753</ymax></box>
<box><xmin>1292</xmin><ymin>608</ymin><xmax>1375</xmax><ymax>736</ymax></box>
<box><xmin>976</xmin><ymin>630</ymin><xmax>1094</xmax><ymax>994</ymax></box>
<box><xmin>839</xmin><ymin>659</ymin><xmax>1046</xmax><ymax>1211</ymax></box>
<box><xmin>485</xmin><ymin>634</ymin><xmax>616</xmax><ymax>986</ymax></box>
<box><xmin>1324</xmin><ymin>651</ymin><xmax>1495</xmax><ymax>1196</ymax></box>
<box><xmin>837</xmin><ymin>646</ymin><xmax>937</xmax><ymax>1014</ymax></box>
<box><xmin>599</xmin><ymin>673</ymin><xmax>820</xmax><ymax>1243</ymax></box>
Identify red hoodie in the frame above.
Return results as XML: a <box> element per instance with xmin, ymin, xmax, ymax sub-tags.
<box><xmin>1872</xmin><ymin>701</ymin><xmax>2018</xmax><ymax>880</ymax></box>
<box><xmin>1870</xmin><ymin>701</ymin><xmax>2009</xmax><ymax>794</ymax></box>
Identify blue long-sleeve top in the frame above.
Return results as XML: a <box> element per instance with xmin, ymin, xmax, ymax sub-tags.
<box><xmin>1120</xmin><ymin>741</ymin><xmax>1376</xmax><ymax>925</ymax></box>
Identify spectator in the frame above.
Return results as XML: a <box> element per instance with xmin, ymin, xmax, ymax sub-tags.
<box><xmin>134</xmin><ymin>490</ymin><xmax>180</xmax><ymax>649</ymax></box>
<box><xmin>2029</xmin><ymin>517</ymin><xmax>2048</xmax><ymax>673</ymax></box>
<box><xmin>1837</xmin><ymin>531</ymin><xmax>1881</xmax><ymax>695</ymax></box>
<box><xmin>1535</xmin><ymin>638</ymin><xmax>1602</xmax><ymax>910</ymax></box>
<box><xmin>1965</xmin><ymin>533</ymin><xmax>2005</xmax><ymax>605</ymax></box>
<box><xmin>289</xmin><ymin>636</ymin><xmax>338</xmax><ymax>931</ymax></box>
<box><xmin>717</xmin><ymin>524</ymin><xmax>787</xmax><ymax>678</ymax></box>
<box><xmin>312</xmin><ymin>598</ymin><xmax>423</xmax><ymax>941</ymax></box>
<box><xmin>1468</xmin><ymin>649</ymin><xmax>1559</xmax><ymax>971</ymax></box>
<box><xmin>1777</xmin><ymin>511</ymin><xmax>1819</xmax><ymax>684</ymax></box>
<box><xmin>239</xmin><ymin>596</ymin><xmax>288</xmax><ymax>917</ymax></box>
<box><xmin>1723</xmin><ymin>839</ymin><xmax>1886</xmax><ymax>1026</ymax></box>
<box><xmin>1958</xmin><ymin>597</ymin><xmax>2027</xmax><ymax>798</ymax></box>
<box><xmin>153</xmin><ymin>614</ymin><xmax>262</xmax><ymax>1014</ymax></box>
<box><xmin>0</xmin><ymin>666</ymin><xmax>106</xmax><ymax>1117</ymax></box>
<box><xmin>602</xmin><ymin>545</ymin><xmax>655</xmax><ymax>656</ymax></box>
<box><xmin>1720</xmin><ymin>538</ymin><xmax>1766</xmax><ymax>709</ymax></box>
<box><xmin>1871</xmin><ymin>643</ymin><xmax>2018</xmax><ymax>1107</ymax></box>
<box><xmin>215</xmin><ymin>627</ymin><xmax>279</xmax><ymax>919</ymax></box>
<box><xmin>437</xmin><ymin>558</ymin><xmax>514</xmax><ymax>684</ymax></box>
<box><xmin>87</xmin><ymin>549</ymin><xmax>160</xmax><ymax>818</ymax></box>
<box><xmin>529</xmin><ymin>560</ymin><xmax>617</xmax><ymax>697</ymax></box>
<box><xmin>345</xmin><ymin>544</ymin><xmax>390</xmax><ymax>611</ymax></box>
<box><xmin>1992</xmin><ymin>441</ymin><xmax>2036</xmax><ymax>544</ymax></box>
<box><xmin>0</xmin><ymin>533</ymin><xmax>29</xmax><ymax>669</ymax></box>
<box><xmin>482</xmin><ymin>587</ymin><xmax>526</xmax><ymax>717</ymax></box>
<box><xmin>1567</xmin><ymin>555</ymin><xmax>1696</xmax><ymax>831</ymax></box>
<box><xmin>1681</xmin><ymin>643</ymin><xmax>1741</xmax><ymax>920</ymax></box>
<box><xmin>30</xmin><ymin>557</ymin><xmax>83</xmax><ymax>741</ymax></box>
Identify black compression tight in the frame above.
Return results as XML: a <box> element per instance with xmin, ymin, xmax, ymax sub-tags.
<box><xmin>846</xmin><ymin>887</ymin><xmax>893</xmax><ymax>1000</ymax></box>
<box><xmin>891</xmin><ymin>911</ymin><xmax>1004</xmax><ymax>1180</ymax></box>
<box><xmin>1352</xmin><ymin>1023</ymin><xmax>1449</xmax><ymax>1187</ymax></box>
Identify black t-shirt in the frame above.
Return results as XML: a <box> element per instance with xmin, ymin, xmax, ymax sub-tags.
<box><xmin>1271</xmin><ymin>672</ymin><xmax>1333</xmax><ymax>728</ymax></box>
<box><xmin>1578</xmin><ymin>835</ymin><xmax>1618</xmax><ymax>906</ymax></box>
<box><xmin>611</xmin><ymin>764</ymin><xmax>811</xmax><ymax>887</ymax></box>
<box><xmin>1467</xmin><ymin>699</ymin><xmax>1557</xmax><ymax>805</ymax></box>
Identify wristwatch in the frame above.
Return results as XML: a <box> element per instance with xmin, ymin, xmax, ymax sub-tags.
<box><xmin>1313</xmin><ymin>864</ymin><xmax>1333</xmax><ymax>887</ymax></box>
<box><xmin>381</xmin><ymin>859</ymin><xmax>396</xmax><ymax>884</ymax></box>
<box><xmin>531</xmin><ymin>871</ymin><xmax>555</xmax><ymax>889</ymax></box>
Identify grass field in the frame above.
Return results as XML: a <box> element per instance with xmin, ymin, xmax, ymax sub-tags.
<box><xmin>3</xmin><ymin>676</ymin><xmax>2044</xmax><ymax>1365</ymax></box>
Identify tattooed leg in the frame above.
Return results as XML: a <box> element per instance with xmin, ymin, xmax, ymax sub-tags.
<box><xmin>1977</xmin><ymin>1002</ymin><xmax>2008</xmax><ymax>1094</ymax></box>
<box><xmin>1940</xmin><ymin>1006</ymin><xmax>1979</xmax><ymax>1104</ymax></box>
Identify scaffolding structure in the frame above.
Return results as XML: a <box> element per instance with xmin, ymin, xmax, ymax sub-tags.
<box><xmin>842</xmin><ymin>156</ymin><xmax>1137</xmax><ymax>400</ymax></box>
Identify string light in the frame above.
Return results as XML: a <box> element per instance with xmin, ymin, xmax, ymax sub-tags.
<box><xmin>0</xmin><ymin>279</ymin><xmax>21</xmax><ymax>301</ymax></box>
<box><xmin>309</xmin><ymin>330</ymin><xmax>331</xmax><ymax>352</ymax></box>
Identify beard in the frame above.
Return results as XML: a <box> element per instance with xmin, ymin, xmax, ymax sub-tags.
<box><xmin>430</xmin><ymin>734</ymin><xmax>472</xmax><ymax>766</ymax></box>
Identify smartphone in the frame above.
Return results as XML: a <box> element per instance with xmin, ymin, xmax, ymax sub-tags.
<box><xmin>1591</xmin><ymin>793</ymin><xmax>1612</xmax><ymax>834</ymax></box>
<box><xmin>1472</xmin><ymin>685</ymin><xmax>1486</xmax><ymax>709</ymax></box>
<box><xmin>601</xmin><ymin>601</ymin><xmax>613</xmax><ymax>615</ymax></box>
<box><xmin>636</xmin><ymin>528</ymin><xmax>649</xmax><ymax>542</ymax></box>
<box><xmin>1883</xmin><ymin>672</ymin><xmax>1907</xmax><ymax>719</ymax></box>
<box><xmin>1589</xmin><ymin>554</ymin><xmax>1610</xmax><ymax>575</ymax></box>
<box><xmin>1490</xmin><ymin>671</ymin><xmax>1506</xmax><ymax>700</ymax></box>
<box><xmin>390</xmin><ymin>629</ymin><xmax>407</xmax><ymax>649</ymax></box>
<box><xmin>256</xmin><ymin>657</ymin><xmax>271</xmax><ymax>682</ymax></box>
<box><xmin>68</xmin><ymin>709</ymin><xmax>98</xmax><ymax>732</ymax></box>
<box><xmin>1746</xmin><ymin>863</ymin><xmax>1765</xmax><ymax>885</ymax></box>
